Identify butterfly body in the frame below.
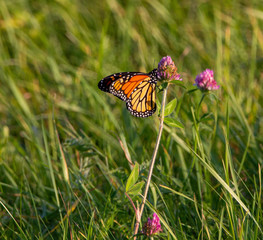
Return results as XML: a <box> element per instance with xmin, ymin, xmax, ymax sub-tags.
<box><xmin>98</xmin><ymin>69</ymin><xmax>158</xmax><ymax>118</ymax></box>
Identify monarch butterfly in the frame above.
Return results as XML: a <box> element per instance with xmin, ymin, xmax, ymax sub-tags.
<box><xmin>98</xmin><ymin>69</ymin><xmax>158</xmax><ymax>118</ymax></box>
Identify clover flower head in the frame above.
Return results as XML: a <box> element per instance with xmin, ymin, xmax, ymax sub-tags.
<box><xmin>194</xmin><ymin>69</ymin><xmax>219</xmax><ymax>91</ymax></box>
<box><xmin>157</xmin><ymin>56</ymin><xmax>182</xmax><ymax>81</ymax></box>
<box><xmin>142</xmin><ymin>213</ymin><xmax>162</xmax><ymax>237</ymax></box>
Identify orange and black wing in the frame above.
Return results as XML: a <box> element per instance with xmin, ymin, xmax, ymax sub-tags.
<box><xmin>98</xmin><ymin>72</ymin><xmax>143</xmax><ymax>101</ymax></box>
<box><xmin>98</xmin><ymin>69</ymin><xmax>158</xmax><ymax>117</ymax></box>
<box><xmin>126</xmin><ymin>75</ymin><xmax>157</xmax><ymax>118</ymax></box>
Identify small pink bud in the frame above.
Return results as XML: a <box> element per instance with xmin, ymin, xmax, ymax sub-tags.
<box><xmin>141</xmin><ymin>213</ymin><xmax>162</xmax><ymax>237</ymax></box>
<box><xmin>157</xmin><ymin>56</ymin><xmax>182</xmax><ymax>81</ymax></box>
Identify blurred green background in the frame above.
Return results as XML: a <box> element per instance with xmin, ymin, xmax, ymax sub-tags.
<box><xmin>0</xmin><ymin>0</ymin><xmax>263</xmax><ymax>239</ymax></box>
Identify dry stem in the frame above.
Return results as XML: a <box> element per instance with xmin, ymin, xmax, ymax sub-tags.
<box><xmin>133</xmin><ymin>83</ymin><xmax>169</xmax><ymax>238</ymax></box>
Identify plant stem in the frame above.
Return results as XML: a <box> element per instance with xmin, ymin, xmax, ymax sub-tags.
<box><xmin>133</xmin><ymin>83</ymin><xmax>170</xmax><ymax>239</ymax></box>
<box><xmin>125</xmin><ymin>192</ymin><xmax>137</xmax><ymax>213</ymax></box>
<box><xmin>196</xmin><ymin>92</ymin><xmax>207</xmax><ymax>121</ymax></box>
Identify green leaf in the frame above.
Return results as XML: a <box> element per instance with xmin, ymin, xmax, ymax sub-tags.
<box><xmin>199</xmin><ymin>113</ymin><xmax>214</xmax><ymax>122</ymax></box>
<box><xmin>159</xmin><ymin>82</ymin><xmax>168</xmax><ymax>90</ymax></box>
<box><xmin>187</xmin><ymin>88</ymin><xmax>198</xmax><ymax>94</ymax></box>
<box><xmin>164</xmin><ymin>117</ymin><xmax>184</xmax><ymax>128</ymax></box>
<box><xmin>164</xmin><ymin>98</ymin><xmax>177</xmax><ymax>116</ymax></box>
<box><xmin>169</xmin><ymin>80</ymin><xmax>186</xmax><ymax>88</ymax></box>
<box><xmin>126</xmin><ymin>181</ymin><xmax>144</xmax><ymax>196</ymax></box>
<box><xmin>125</xmin><ymin>162</ymin><xmax>139</xmax><ymax>192</ymax></box>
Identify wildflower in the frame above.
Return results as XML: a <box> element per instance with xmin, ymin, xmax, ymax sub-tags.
<box><xmin>142</xmin><ymin>213</ymin><xmax>162</xmax><ymax>237</ymax></box>
<box><xmin>157</xmin><ymin>56</ymin><xmax>181</xmax><ymax>81</ymax></box>
<box><xmin>194</xmin><ymin>69</ymin><xmax>219</xmax><ymax>91</ymax></box>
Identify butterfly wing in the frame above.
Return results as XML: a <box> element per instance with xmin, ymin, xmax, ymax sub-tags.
<box><xmin>126</xmin><ymin>70</ymin><xmax>157</xmax><ymax>118</ymax></box>
<box><xmin>98</xmin><ymin>69</ymin><xmax>158</xmax><ymax>117</ymax></box>
<box><xmin>98</xmin><ymin>72</ymin><xmax>145</xmax><ymax>101</ymax></box>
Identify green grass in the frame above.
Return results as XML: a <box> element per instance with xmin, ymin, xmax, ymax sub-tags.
<box><xmin>0</xmin><ymin>0</ymin><xmax>263</xmax><ymax>239</ymax></box>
